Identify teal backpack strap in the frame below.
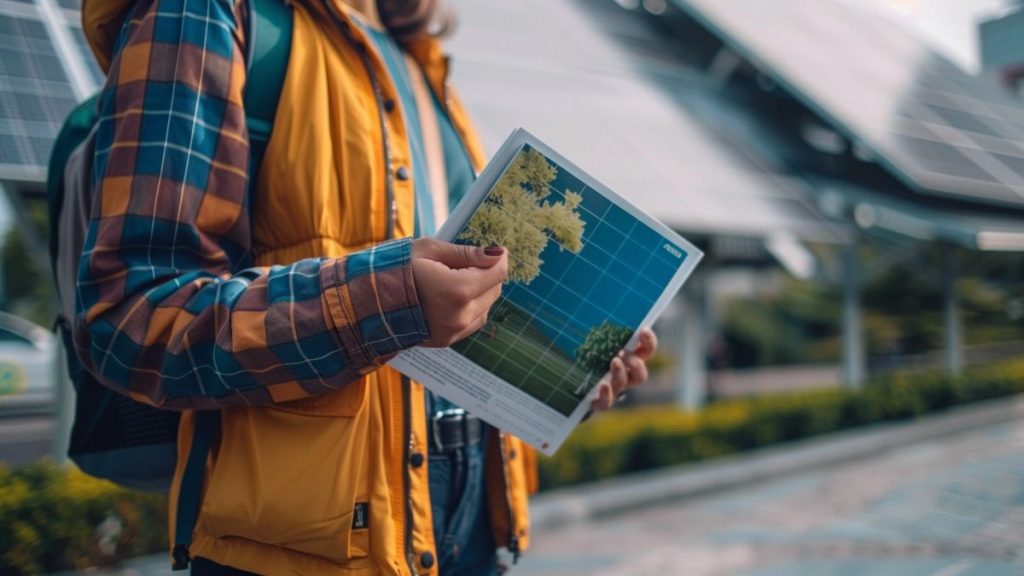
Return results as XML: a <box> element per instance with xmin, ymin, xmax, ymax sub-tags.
<box><xmin>171</xmin><ymin>410</ymin><xmax>220</xmax><ymax>570</ymax></box>
<box><xmin>171</xmin><ymin>0</ymin><xmax>292</xmax><ymax>570</ymax></box>
<box><xmin>244</xmin><ymin>0</ymin><xmax>293</xmax><ymax>180</ymax></box>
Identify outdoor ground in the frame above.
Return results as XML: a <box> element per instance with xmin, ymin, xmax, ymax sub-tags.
<box><xmin>517</xmin><ymin>415</ymin><xmax>1024</xmax><ymax>576</ymax></box>
<box><xmin>453</xmin><ymin>301</ymin><xmax>591</xmax><ymax>416</ymax></box>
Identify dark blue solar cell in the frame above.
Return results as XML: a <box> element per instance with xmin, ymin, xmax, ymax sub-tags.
<box><xmin>0</xmin><ymin>135</ymin><xmax>28</xmax><ymax>166</ymax></box>
<box><xmin>894</xmin><ymin>134</ymin><xmax>995</xmax><ymax>182</ymax></box>
<box><xmin>922</xmin><ymin>103</ymin><xmax>1001</xmax><ymax>138</ymax></box>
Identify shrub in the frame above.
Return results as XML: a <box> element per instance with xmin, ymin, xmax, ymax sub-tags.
<box><xmin>0</xmin><ymin>462</ymin><xmax>166</xmax><ymax>576</ymax></box>
<box><xmin>540</xmin><ymin>360</ymin><xmax>1024</xmax><ymax>490</ymax></box>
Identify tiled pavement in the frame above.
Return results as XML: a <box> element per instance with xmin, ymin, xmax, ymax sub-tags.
<box><xmin>515</xmin><ymin>419</ymin><xmax>1024</xmax><ymax>576</ymax></box>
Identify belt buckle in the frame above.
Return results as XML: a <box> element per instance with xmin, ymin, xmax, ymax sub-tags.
<box><xmin>432</xmin><ymin>408</ymin><xmax>467</xmax><ymax>453</ymax></box>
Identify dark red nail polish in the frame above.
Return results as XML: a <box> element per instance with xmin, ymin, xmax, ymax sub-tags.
<box><xmin>484</xmin><ymin>246</ymin><xmax>504</xmax><ymax>256</ymax></box>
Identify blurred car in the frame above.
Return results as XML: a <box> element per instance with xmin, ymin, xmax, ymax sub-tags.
<box><xmin>0</xmin><ymin>311</ymin><xmax>54</xmax><ymax>416</ymax></box>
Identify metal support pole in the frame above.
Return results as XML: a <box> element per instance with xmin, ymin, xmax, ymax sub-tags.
<box><xmin>841</xmin><ymin>241</ymin><xmax>865</xmax><ymax>389</ymax></box>
<box><xmin>50</xmin><ymin>343</ymin><xmax>73</xmax><ymax>465</ymax></box>
<box><xmin>942</xmin><ymin>244</ymin><xmax>964</xmax><ymax>376</ymax></box>
<box><xmin>675</xmin><ymin>272</ymin><xmax>707</xmax><ymax>409</ymax></box>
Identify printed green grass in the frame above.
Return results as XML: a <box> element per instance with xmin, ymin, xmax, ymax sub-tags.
<box><xmin>453</xmin><ymin>300</ymin><xmax>593</xmax><ymax>416</ymax></box>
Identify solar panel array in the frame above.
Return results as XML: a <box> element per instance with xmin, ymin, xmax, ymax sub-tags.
<box><xmin>446</xmin><ymin>0</ymin><xmax>845</xmax><ymax>244</ymax></box>
<box><xmin>0</xmin><ymin>10</ymin><xmax>73</xmax><ymax>173</ymax></box>
<box><xmin>675</xmin><ymin>0</ymin><xmax>1024</xmax><ymax>209</ymax></box>
<box><xmin>0</xmin><ymin>0</ymin><xmax>100</xmax><ymax>179</ymax></box>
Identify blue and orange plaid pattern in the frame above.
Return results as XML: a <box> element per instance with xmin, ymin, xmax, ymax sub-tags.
<box><xmin>76</xmin><ymin>0</ymin><xmax>429</xmax><ymax>410</ymax></box>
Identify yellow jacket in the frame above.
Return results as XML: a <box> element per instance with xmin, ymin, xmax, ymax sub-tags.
<box><xmin>82</xmin><ymin>1</ymin><xmax>537</xmax><ymax>574</ymax></box>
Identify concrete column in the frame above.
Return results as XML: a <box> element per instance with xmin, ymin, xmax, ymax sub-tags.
<box><xmin>841</xmin><ymin>241</ymin><xmax>865</xmax><ymax>389</ymax></box>
<box><xmin>675</xmin><ymin>271</ymin><xmax>708</xmax><ymax>409</ymax></box>
<box><xmin>942</xmin><ymin>244</ymin><xmax>964</xmax><ymax>376</ymax></box>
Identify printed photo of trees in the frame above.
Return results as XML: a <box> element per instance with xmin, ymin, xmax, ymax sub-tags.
<box><xmin>452</xmin><ymin>145</ymin><xmax>687</xmax><ymax>416</ymax></box>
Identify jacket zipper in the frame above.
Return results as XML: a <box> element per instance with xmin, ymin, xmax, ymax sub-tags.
<box><xmin>323</xmin><ymin>1</ymin><xmax>397</xmax><ymax>240</ymax></box>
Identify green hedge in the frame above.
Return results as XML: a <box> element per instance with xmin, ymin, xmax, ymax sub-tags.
<box><xmin>0</xmin><ymin>463</ymin><xmax>166</xmax><ymax>576</ymax></box>
<box><xmin>539</xmin><ymin>360</ymin><xmax>1024</xmax><ymax>490</ymax></box>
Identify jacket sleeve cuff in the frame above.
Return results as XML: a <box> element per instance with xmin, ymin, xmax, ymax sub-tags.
<box><xmin>321</xmin><ymin>238</ymin><xmax>430</xmax><ymax>367</ymax></box>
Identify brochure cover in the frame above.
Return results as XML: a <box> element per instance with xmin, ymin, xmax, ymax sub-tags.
<box><xmin>390</xmin><ymin>129</ymin><xmax>703</xmax><ymax>455</ymax></box>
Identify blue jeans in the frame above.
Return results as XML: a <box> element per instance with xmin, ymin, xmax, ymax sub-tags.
<box><xmin>428</xmin><ymin>426</ymin><xmax>498</xmax><ymax>576</ymax></box>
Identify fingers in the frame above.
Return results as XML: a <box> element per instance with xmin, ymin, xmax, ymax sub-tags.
<box><xmin>589</xmin><ymin>380</ymin><xmax>614</xmax><ymax>412</ymax></box>
<box><xmin>590</xmin><ymin>345</ymin><xmax>652</xmax><ymax>413</ymax></box>
<box><xmin>590</xmin><ymin>358</ymin><xmax>625</xmax><ymax>413</ymax></box>
<box><xmin>450</xmin><ymin>307</ymin><xmax>492</xmax><ymax>344</ymax></box>
<box><xmin>622</xmin><ymin>352</ymin><xmax>648</xmax><ymax>388</ymax></box>
<box><xmin>415</xmin><ymin>238</ymin><xmax>506</xmax><ymax>272</ymax></box>
<box><xmin>411</xmin><ymin>239</ymin><xmax>509</xmax><ymax>348</ymax></box>
<box><xmin>609</xmin><ymin>356</ymin><xmax>628</xmax><ymax>396</ymax></box>
<box><xmin>415</xmin><ymin>239</ymin><xmax>509</xmax><ymax>298</ymax></box>
<box><xmin>463</xmin><ymin>248</ymin><xmax>509</xmax><ymax>295</ymax></box>
<box><xmin>633</xmin><ymin>327</ymin><xmax>658</xmax><ymax>360</ymax></box>
<box><xmin>466</xmin><ymin>281</ymin><xmax>503</xmax><ymax>321</ymax></box>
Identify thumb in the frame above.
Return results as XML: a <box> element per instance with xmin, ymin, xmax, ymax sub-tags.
<box><xmin>432</xmin><ymin>243</ymin><xmax>506</xmax><ymax>270</ymax></box>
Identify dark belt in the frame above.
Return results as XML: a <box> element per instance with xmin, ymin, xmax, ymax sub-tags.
<box><xmin>430</xmin><ymin>408</ymin><xmax>484</xmax><ymax>454</ymax></box>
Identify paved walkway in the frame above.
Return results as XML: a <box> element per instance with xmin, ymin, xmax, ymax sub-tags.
<box><xmin>516</xmin><ymin>418</ymin><xmax>1024</xmax><ymax>576</ymax></box>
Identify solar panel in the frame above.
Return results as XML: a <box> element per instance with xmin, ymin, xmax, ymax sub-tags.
<box><xmin>0</xmin><ymin>5</ymin><xmax>81</xmax><ymax>175</ymax></box>
<box><xmin>674</xmin><ymin>0</ymin><xmax>1024</xmax><ymax>209</ymax></box>
<box><xmin>68</xmin><ymin>24</ymin><xmax>104</xmax><ymax>87</ymax></box>
<box><xmin>446</xmin><ymin>0</ymin><xmax>846</xmax><ymax>244</ymax></box>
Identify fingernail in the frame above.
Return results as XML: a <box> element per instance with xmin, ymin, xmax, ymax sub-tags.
<box><xmin>484</xmin><ymin>246</ymin><xmax>504</xmax><ymax>256</ymax></box>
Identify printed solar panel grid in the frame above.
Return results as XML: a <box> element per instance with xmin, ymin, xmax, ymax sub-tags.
<box><xmin>677</xmin><ymin>0</ymin><xmax>1024</xmax><ymax>208</ymax></box>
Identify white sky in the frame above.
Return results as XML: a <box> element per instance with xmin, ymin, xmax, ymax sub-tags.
<box><xmin>867</xmin><ymin>0</ymin><xmax>1020</xmax><ymax>72</ymax></box>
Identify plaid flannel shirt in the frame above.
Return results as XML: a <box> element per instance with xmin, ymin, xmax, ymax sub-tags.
<box><xmin>76</xmin><ymin>0</ymin><xmax>429</xmax><ymax>410</ymax></box>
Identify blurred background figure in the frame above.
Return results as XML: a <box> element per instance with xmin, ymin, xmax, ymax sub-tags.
<box><xmin>2</xmin><ymin>0</ymin><xmax>1024</xmax><ymax>574</ymax></box>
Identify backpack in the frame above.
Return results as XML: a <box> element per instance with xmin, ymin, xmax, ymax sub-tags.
<box><xmin>45</xmin><ymin>0</ymin><xmax>293</xmax><ymax>513</ymax></box>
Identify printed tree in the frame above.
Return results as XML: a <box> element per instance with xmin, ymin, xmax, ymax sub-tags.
<box><xmin>459</xmin><ymin>148</ymin><xmax>585</xmax><ymax>284</ymax></box>
<box><xmin>574</xmin><ymin>321</ymin><xmax>633</xmax><ymax>396</ymax></box>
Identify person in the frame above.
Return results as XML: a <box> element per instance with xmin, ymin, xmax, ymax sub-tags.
<box><xmin>77</xmin><ymin>0</ymin><xmax>658</xmax><ymax>574</ymax></box>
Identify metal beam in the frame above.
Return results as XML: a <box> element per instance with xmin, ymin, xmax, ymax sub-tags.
<box><xmin>50</xmin><ymin>345</ymin><xmax>72</xmax><ymax>464</ymax></box>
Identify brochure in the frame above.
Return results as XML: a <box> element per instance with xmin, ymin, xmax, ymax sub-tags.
<box><xmin>390</xmin><ymin>129</ymin><xmax>703</xmax><ymax>455</ymax></box>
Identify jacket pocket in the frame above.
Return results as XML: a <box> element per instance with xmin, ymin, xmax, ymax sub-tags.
<box><xmin>198</xmin><ymin>378</ymin><xmax>371</xmax><ymax>563</ymax></box>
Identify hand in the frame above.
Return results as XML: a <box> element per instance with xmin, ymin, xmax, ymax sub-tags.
<box><xmin>412</xmin><ymin>238</ymin><xmax>508</xmax><ymax>348</ymax></box>
<box><xmin>589</xmin><ymin>327</ymin><xmax>657</xmax><ymax>413</ymax></box>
